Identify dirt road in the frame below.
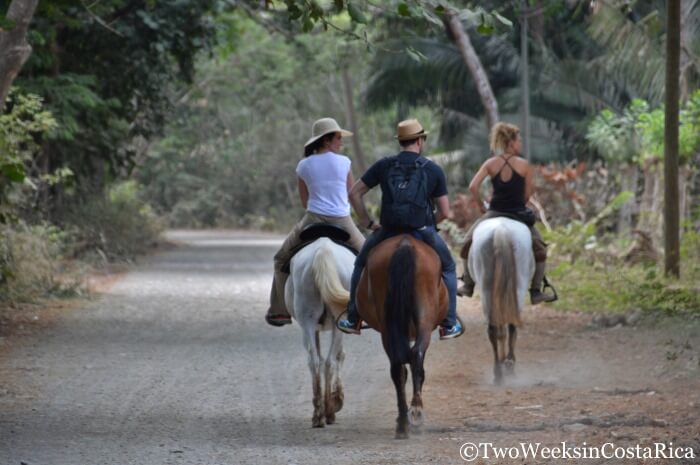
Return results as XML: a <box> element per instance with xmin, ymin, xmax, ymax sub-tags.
<box><xmin>1</xmin><ymin>230</ymin><xmax>699</xmax><ymax>465</ymax></box>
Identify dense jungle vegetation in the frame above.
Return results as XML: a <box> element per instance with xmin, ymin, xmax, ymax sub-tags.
<box><xmin>1</xmin><ymin>0</ymin><xmax>698</xmax><ymax>315</ymax></box>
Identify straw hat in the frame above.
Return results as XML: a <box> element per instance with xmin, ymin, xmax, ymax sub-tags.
<box><xmin>304</xmin><ymin>118</ymin><xmax>353</xmax><ymax>148</ymax></box>
<box><xmin>395</xmin><ymin>118</ymin><xmax>429</xmax><ymax>141</ymax></box>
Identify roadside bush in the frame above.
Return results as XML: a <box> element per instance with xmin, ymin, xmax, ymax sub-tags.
<box><xmin>0</xmin><ymin>222</ymin><xmax>72</xmax><ymax>303</ymax></box>
<box><xmin>66</xmin><ymin>181</ymin><xmax>165</xmax><ymax>261</ymax></box>
<box><xmin>544</xmin><ymin>217</ymin><xmax>700</xmax><ymax>316</ymax></box>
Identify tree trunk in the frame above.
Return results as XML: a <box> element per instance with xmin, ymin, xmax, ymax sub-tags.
<box><xmin>520</xmin><ymin>0</ymin><xmax>531</xmax><ymax>160</ymax></box>
<box><xmin>444</xmin><ymin>11</ymin><xmax>499</xmax><ymax>131</ymax></box>
<box><xmin>0</xmin><ymin>0</ymin><xmax>39</xmax><ymax>106</ymax></box>
<box><xmin>341</xmin><ymin>69</ymin><xmax>367</xmax><ymax>175</ymax></box>
<box><xmin>664</xmin><ymin>0</ymin><xmax>681</xmax><ymax>277</ymax></box>
<box><xmin>679</xmin><ymin>164</ymin><xmax>690</xmax><ymax>230</ymax></box>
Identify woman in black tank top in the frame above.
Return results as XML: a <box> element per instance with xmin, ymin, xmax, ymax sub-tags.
<box><xmin>457</xmin><ymin>122</ymin><xmax>555</xmax><ymax>305</ymax></box>
<box><xmin>489</xmin><ymin>155</ymin><xmax>527</xmax><ymax>212</ymax></box>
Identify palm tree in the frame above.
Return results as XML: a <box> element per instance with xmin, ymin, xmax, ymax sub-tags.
<box><xmin>587</xmin><ymin>0</ymin><xmax>700</xmax><ymax>106</ymax></box>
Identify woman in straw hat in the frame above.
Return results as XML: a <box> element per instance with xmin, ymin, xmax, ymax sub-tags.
<box><xmin>266</xmin><ymin>117</ymin><xmax>365</xmax><ymax>327</ymax></box>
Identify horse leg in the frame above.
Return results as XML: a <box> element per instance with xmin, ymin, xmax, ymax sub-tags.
<box><xmin>324</xmin><ymin>325</ymin><xmax>345</xmax><ymax>424</ymax></box>
<box><xmin>488</xmin><ymin>324</ymin><xmax>504</xmax><ymax>385</ymax></box>
<box><xmin>391</xmin><ymin>362</ymin><xmax>409</xmax><ymax>439</ymax></box>
<box><xmin>504</xmin><ymin>324</ymin><xmax>517</xmax><ymax>376</ymax></box>
<box><xmin>408</xmin><ymin>332</ymin><xmax>430</xmax><ymax>430</ymax></box>
<box><xmin>302</xmin><ymin>324</ymin><xmax>325</xmax><ymax>428</ymax></box>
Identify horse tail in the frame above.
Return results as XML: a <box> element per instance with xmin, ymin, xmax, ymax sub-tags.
<box><xmin>490</xmin><ymin>226</ymin><xmax>522</xmax><ymax>327</ymax></box>
<box><xmin>385</xmin><ymin>239</ymin><xmax>416</xmax><ymax>365</ymax></box>
<box><xmin>312</xmin><ymin>242</ymin><xmax>350</xmax><ymax>315</ymax></box>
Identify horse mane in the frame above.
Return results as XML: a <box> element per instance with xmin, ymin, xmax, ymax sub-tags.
<box><xmin>490</xmin><ymin>226</ymin><xmax>522</xmax><ymax>327</ymax></box>
<box><xmin>385</xmin><ymin>238</ymin><xmax>417</xmax><ymax>365</ymax></box>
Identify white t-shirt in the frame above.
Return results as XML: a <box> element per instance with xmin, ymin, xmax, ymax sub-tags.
<box><xmin>296</xmin><ymin>152</ymin><xmax>352</xmax><ymax>217</ymax></box>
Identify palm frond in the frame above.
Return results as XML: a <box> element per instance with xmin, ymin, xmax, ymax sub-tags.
<box><xmin>587</xmin><ymin>0</ymin><xmax>698</xmax><ymax>105</ymax></box>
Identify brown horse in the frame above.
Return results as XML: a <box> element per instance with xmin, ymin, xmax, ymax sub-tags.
<box><xmin>356</xmin><ymin>234</ymin><xmax>448</xmax><ymax>439</ymax></box>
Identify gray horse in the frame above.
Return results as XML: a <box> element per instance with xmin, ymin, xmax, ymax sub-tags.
<box><xmin>285</xmin><ymin>238</ymin><xmax>354</xmax><ymax>427</ymax></box>
<box><xmin>469</xmin><ymin>217</ymin><xmax>535</xmax><ymax>384</ymax></box>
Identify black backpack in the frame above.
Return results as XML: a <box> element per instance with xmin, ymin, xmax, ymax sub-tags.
<box><xmin>381</xmin><ymin>157</ymin><xmax>433</xmax><ymax>229</ymax></box>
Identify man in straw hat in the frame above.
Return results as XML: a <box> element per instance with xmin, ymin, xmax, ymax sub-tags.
<box><xmin>337</xmin><ymin>118</ymin><xmax>462</xmax><ymax>340</ymax></box>
<box><xmin>265</xmin><ymin>117</ymin><xmax>365</xmax><ymax>327</ymax></box>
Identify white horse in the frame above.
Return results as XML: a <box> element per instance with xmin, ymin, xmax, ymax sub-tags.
<box><xmin>469</xmin><ymin>217</ymin><xmax>535</xmax><ymax>384</ymax></box>
<box><xmin>285</xmin><ymin>237</ymin><xmax>355</xmax><ymax>427</ymax></box>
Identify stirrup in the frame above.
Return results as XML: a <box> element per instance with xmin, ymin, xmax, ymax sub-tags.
<box><xmin>336</xmin><ymin>310</ymin><xmax>369</xmax><ymax>334</ymax></box>
<box><xmin>541</xmin><ymin>276</ymin><xmax>558</xmax><ymax>303</ymax></box>
<box><xmin>457</xmin><ymin>283</ymin><xmax>474</xmax><ymax>298</ymax></box>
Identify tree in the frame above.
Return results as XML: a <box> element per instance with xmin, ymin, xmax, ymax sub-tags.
<box><xmin>10</xmin><ymin>0</ymin><xmax>234</xmax><ymax>211</ymax></box>
<box><xmin>0</xmin><ymin>0</ymin><xmax>39</xmax><ymax>104</ymax></box>
<box><xmin>444</xmin><ymin>9</ymin><xmax>499</xmax><ymax>130</ymax></box>
<box><xmin>664</xmin><ymin>0</ymin><xmax>681</xmax><ymax>277</ymax></box>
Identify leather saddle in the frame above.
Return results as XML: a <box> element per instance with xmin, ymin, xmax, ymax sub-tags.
<box><xmin>281</xmin><ymin>223</ymin><xmax>359</xmax><ymax>273</ymax></box>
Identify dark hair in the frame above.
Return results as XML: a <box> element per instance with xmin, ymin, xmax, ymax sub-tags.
<box><xmin>399</xmin><ymin>135</ymin><xmax>425</xmax><ymax>148</ymax></box>
<box><xmin>304</xmin><ymin>132</ymin><xmax>337</xmax><ymax>157</ymax></box>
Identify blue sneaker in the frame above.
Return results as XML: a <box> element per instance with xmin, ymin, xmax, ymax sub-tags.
<box><xmin>439</xmin><ymin>321</ymin><xmax>463</xmax><ymax>340</ymax></box>
<box><xmin>337</xmin><ymin>316</ymin><xmax>361</xmax><ymax>335</ymax></box>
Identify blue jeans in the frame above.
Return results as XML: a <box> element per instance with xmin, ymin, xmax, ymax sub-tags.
<box><xmin>346</xmin><ymin>226</ymin><xmax>457</xmax><ymax>327</ymax></box>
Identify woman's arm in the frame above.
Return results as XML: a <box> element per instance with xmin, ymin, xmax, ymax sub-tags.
<box><xmin>346</xmin><ymin>170</ymin><xmax>354</xmax><ymax>193</ymax></box>
<box><xmin>298</xmin><ymin>177</ymin><xmax>309</xmax><ymax>209</ymax></box>
<box><xmin>468</xmin><ymin>160</ymin><xmax>490</xmax><ymax>213</ymax></box>
<box><xmin>524</xmin><ymin>162</ymin><xmax>535</xmax><ymax>203</ymax></box>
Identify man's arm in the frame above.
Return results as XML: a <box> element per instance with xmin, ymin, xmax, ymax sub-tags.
<box><xmin>433</xmin><ymin>195</ymin><xmax>451</xmax><ymax>224</ymax></box>
<box><xmin>349</xmin><ymin>179</ymin><xmax>378</xmax><ymax>229</ymax></box>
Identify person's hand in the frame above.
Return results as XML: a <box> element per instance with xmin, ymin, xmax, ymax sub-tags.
<box><xmin>480</xmin><ymin>200</ymin><xmax>488</xmax><ymax>214</ymax></box>
<box><xmin>365</xmin><ymin>219</ymin><xmax>380</xmax><ymax>231</ymax></box>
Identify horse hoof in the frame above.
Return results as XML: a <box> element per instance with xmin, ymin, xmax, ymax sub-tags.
<box><xmin>504</xmin><ymin>359</ymin><xmax>515</xmax><ymax>376</ymax></box>
<box><xmin>409</xmin><ymin>408</ymin><xmax>424</xmax><ymax>427</ymax></box>
<box><xmin>312</xmin><ymin>415</ymin><xmax>325</xmax><ymax>428</ymax></box>
<box><xmin>395</xmin><ymin>430</ymin><xmax>409</xmax><ymax>440</ymax></box>
<box><xmin>494</xmin><ymin>375</ymin><xmax>504</xmax><ymax>386</ymax></box>
<box><xmin>325</xmin><ymin>412</ymin><xmax>336</xmax><ymax>425</ymax></box>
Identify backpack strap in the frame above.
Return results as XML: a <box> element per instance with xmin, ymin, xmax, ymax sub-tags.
<box><xmin>415</xmin><ymin>156</ymin><xmax>436</xmax><ymax>226</ymax></box>
<box><xmin>415</xmin><ymin>156</ymin><xmax>429</xmax><ymax>168</ymax></box>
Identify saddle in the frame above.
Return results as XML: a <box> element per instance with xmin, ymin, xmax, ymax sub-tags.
<box><xmin>281</xmin><ymin>223</ymin><xmax>359</xmax><ymax>273</ymax></box>
<box><xmin>492</xmin><ymin>207</ymin><xmax>536</xmax><ymax>227</ymax></box>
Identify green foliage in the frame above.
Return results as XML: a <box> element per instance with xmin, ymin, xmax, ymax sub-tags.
<box><xmin>542</xmin><ymin>191</ymin><xmax>634</xmax><ymax>261</ymax></box>
<box><xmin>586</xmin><ymin>91</ymin><xmax>700</xmax><ymax>165</ymax></box>
<box><xmin>585</xmin><ymin>100</ymin><xmax>647</xmax><ymax>164</ymax></box>
<box><xmin>545</xmin><ymin>194</ymin><xmax>700</xmax><ymax>316</ymax></box>
<box><xmin>137</xmin><ymin>16</ymin><xmax>401</xmax><ymax>229</ymax></box>
<box><xmin>549</xmin><ymin>260</ymin><xmax>700</xmax><ymax>316</ymax></box>
<box><xmin>0</xmin><ymin>89</ymin><xmax>60</xmax><ymax>220</ymax></box>
<box><xmin>64</xmin><ymin>181</ymin><xmax>164</xmax><ymax>261</ymax></box>
<box><xmin>12</xmin><ymin>0</ymin><xmax>234</xmax><ymax>188</ymax></box>
<box><xmin>587</xmin><ymin>0</ymin><xmax>700</xmax><ymax>107</ymax></box>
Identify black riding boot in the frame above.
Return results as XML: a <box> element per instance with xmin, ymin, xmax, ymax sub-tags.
<box><xmin>530</xmin><ymin>262</ymin><xmax>557</xmax><ymax>304</ymax></box>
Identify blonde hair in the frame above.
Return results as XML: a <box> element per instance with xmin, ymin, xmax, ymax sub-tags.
<box><xmin>489</xmin><ymin>122</ymin><xmax>520</xmax><ymax>155</ymax></box>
